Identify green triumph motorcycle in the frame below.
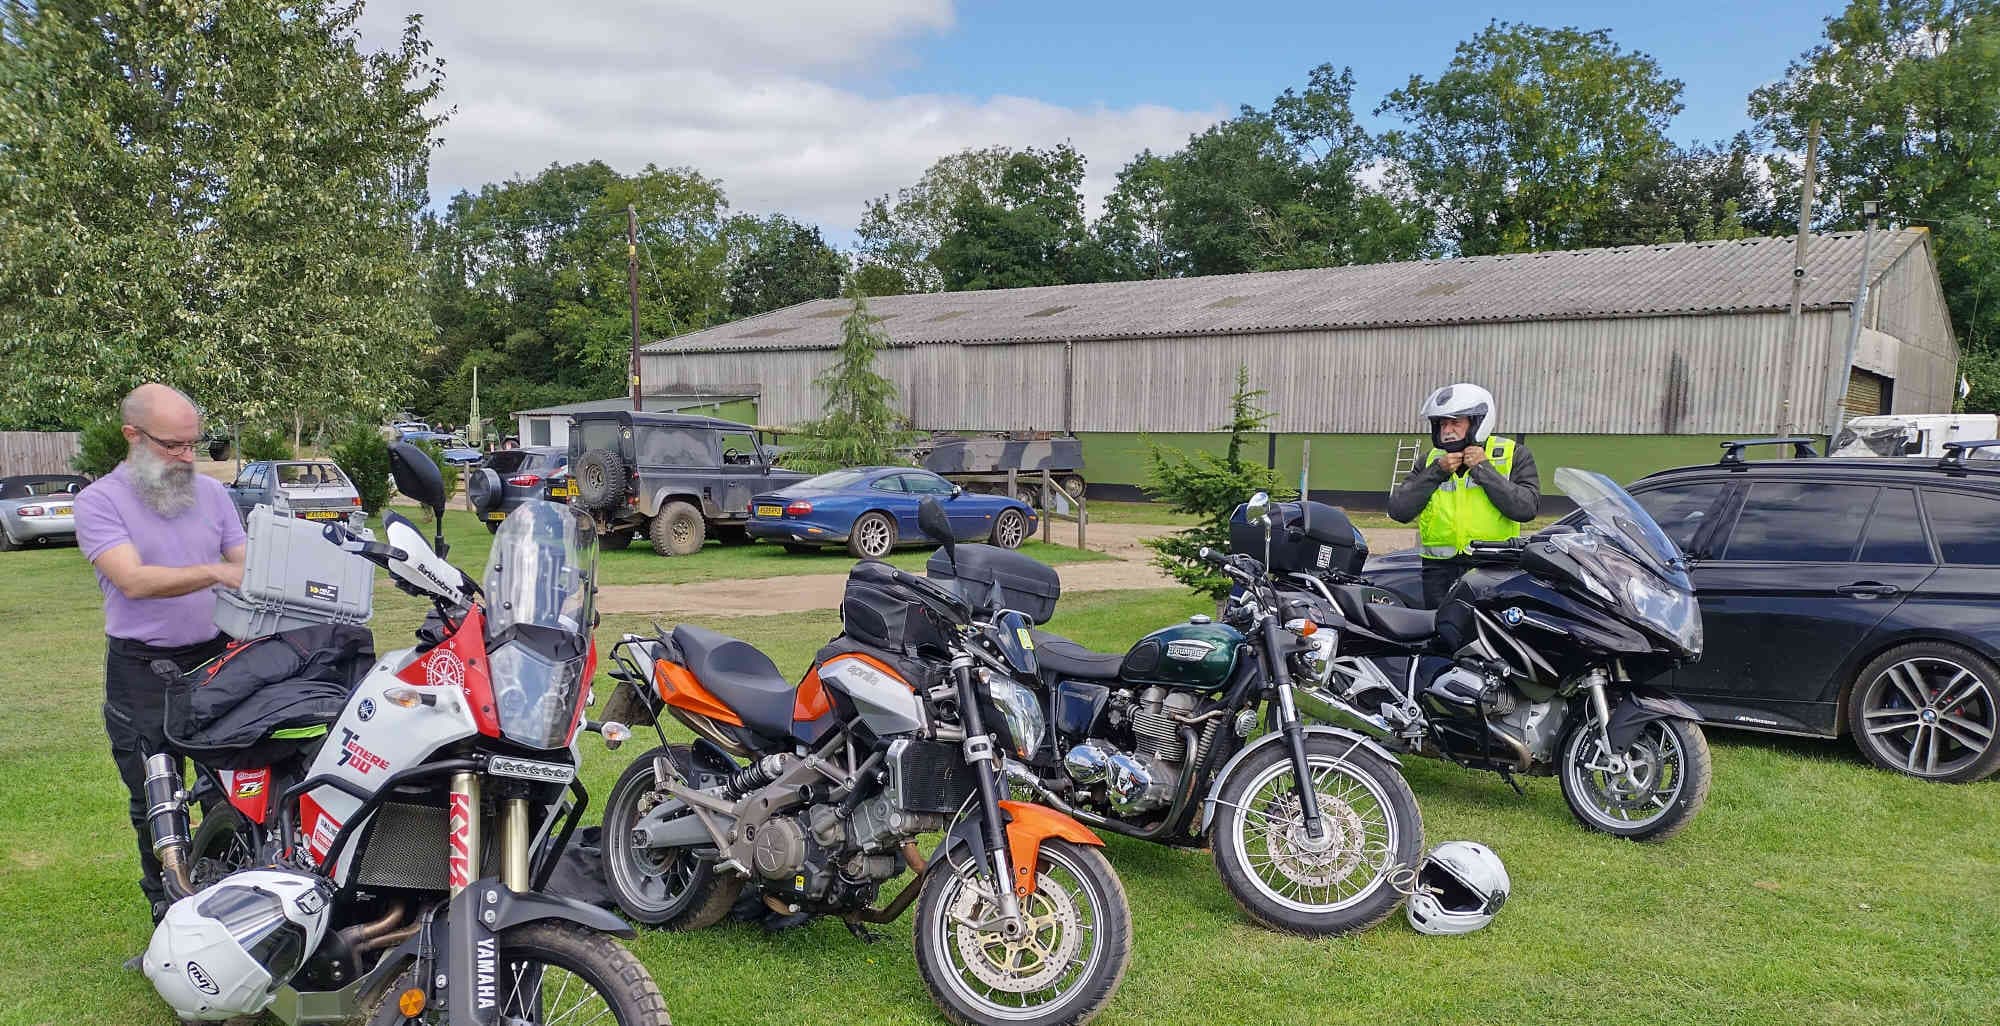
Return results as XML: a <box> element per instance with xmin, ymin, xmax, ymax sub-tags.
<box><xmin>936</xmin><ymin>497</ymin><xmax>1424</xmax><ymax>936</ymax></box>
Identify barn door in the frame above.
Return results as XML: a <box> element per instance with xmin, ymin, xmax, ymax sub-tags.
<box><xmin>1844</xmin><ymin>369</ymin><xmax>1890</xmax><ymax>418</ymax></box>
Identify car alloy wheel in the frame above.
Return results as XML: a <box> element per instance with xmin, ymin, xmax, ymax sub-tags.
<box><xmin>849</xmin><ymin>512</ymin><xmax>896</xmax><ymax>559</ymax></box>
<box><xmin>1856</xmin><ymin>652</ymin><xmax>1999</xmax><ymax>780</ymax></box>
<box><xmin>992</xmin><ymin>509</ymin><xmax>1027</xmax><ymax>549</ymax></box>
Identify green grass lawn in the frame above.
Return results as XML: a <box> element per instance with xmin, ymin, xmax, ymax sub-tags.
<box><xmin>2</xmin><ymin>538</ymin><xmax>1997</xmax><ymax>1025</ymax></box>
<box><xmin>1080</xmin><ymin>498</ymin><xmax>1559</xmax><ymax>536</ymax></box>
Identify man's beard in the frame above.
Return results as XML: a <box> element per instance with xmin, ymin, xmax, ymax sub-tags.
<box><xmin>130</xmin><ymin>445</ymin><xmax>198</xmax><ymax>517</ymax></box>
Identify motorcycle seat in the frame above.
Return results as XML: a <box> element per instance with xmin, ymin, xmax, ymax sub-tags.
<box><xmin>1359</xmin><ymin>603</ymin><xmax>1437</xmax><ymax>642</ymax></box>
<box><xmin>671</xmin><ymin>624</ymin><xmax>796</xmax><ymax>741</ymax></box>
<box><xmin>1028</xmin><ymin>630</ymin><xmax>1124</xmax><ymax>681</ymax></box>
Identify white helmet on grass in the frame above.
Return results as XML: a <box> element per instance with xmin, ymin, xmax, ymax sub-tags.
<box><xmin>1406</xmin><ymin>840</ymin><xmax>1509</xmax><ymax>935</ymax></box>
<box><xmin>1419</xmin><ymin>383</ymin><xmax>1496</xmax><ymax>452</ymax></box>
<box><xmin>144</xmin><ymin>869</ymin><xmax>334</xmax><ymax>1020</ymax></box>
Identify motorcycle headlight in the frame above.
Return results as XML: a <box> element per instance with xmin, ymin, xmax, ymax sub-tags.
<box><xmin>1622</xmin><ymin>571</ymin><xmax>1702</xmax><ymax>657</ymax></box>
<box><xmin>986</xmin><ymin>675</ymin><xmax>1047</xmax><ymax>760</ymax></box>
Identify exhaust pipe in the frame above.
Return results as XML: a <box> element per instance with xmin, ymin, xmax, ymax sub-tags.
<box><xmin>1292</xmin><ymin>685</ymin><xmax>1396</xmax><ymax>742</ymax></box>
<box><xmin>144</xmin><ymin>753</ymin><xmax>196</xmax><ymax>902</ymax></box>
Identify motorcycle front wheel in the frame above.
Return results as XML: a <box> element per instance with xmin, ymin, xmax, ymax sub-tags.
<box><xmin>364</xmin><ymin>921</ymin><xmax>670</xmax><ymax>1025</ymax></box>
<box><xmin>601</xmin><ymin>745</ymin><xmax>740</xmax><ymax>929</ymax></box>
<box><xmin>914</xmin><ymin>838</ymin><xmax>1131</xmax><ymax>1026</ymax></box>
<box><xmin>1210</xmin><ymin>735</ymin><xmax>1422</xmax><ymax>936</ymax></box>
<box><xmin>1558</xmin><ymin>715</ymin><xmax>1710</xmax><ymax>842</ymax></box>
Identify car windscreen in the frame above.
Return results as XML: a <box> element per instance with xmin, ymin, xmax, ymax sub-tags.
<box><xmin>799</xmin><ymin>469</ymin><xmax>871</xmax><ymax>490</ymax></box>
<box><xmin>275</xmin><ymin>463</ymin><xmax>349</xmax><ymax>487</ymax></box>
<box><xmin>485</xmin><ymin>451</ymin><xmax>529</xmax><ymax>475</ymax></box>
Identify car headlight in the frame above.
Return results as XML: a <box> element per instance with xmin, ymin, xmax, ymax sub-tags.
<box><xmin>985</xmin><ymin>675</ymin><xmax>1047</xmax><ymax>760</ymax></box>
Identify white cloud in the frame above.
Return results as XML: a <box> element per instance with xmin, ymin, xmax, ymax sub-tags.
<box><xmin>355</xmin><ymin>1</ymin><xmax>1220</xmax><ymax>239</ymax></box>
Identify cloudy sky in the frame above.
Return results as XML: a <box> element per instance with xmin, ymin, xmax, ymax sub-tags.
<box><xmin>353</xmin><ymin>0</ymin><xmax>1836</xmax><ymax>243</ymax></box>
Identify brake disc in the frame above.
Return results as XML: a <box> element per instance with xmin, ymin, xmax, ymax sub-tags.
<box><xmin>949</xmin><ymin>870</ymin><xmax>1083</xmax><ymax>993</ymax></box>
<box><xmin>1260</xmin><ymin>791</ymin><xmax>1368</xmax><ymax>889</ymax></box>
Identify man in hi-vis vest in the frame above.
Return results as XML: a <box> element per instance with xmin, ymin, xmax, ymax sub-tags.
<box><xmin>1387</xmin><ymin>383</ymin><xmax>1541</xmax><ymax>608</ymax></box>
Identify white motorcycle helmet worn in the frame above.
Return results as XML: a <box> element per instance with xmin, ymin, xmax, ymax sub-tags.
<box><xmin>144</xmin><ymin>869</ymin><xmax>335</xmax><ymax>1020</ymax></box>
<box><xmin>1419</xmin><ymin>383</ymin><xmax>1496</xmax><ymax>453</ymax></box>
<box><xmin>1406</xmin><ymin>841</ymin><xmax>1509</xmax><ymax>936</ymax></box>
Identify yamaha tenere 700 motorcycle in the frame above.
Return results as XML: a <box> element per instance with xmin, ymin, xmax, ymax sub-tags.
<box><xmin>962</xmin><ymin>504</ymin><xmax>1424</xmax><ymax>937</ymax></box>
<box><xmin>1248</xmin><ymin>468</ymin><xmax>1713</xmax><ymax>842</ymax></box>
<box><xmin>597</xmin><ymin>499</ymin><xmax>1131</xmax><ymax>1026</ymax></box>
<box><xmin>145</xmin><ymin>445</ymin><xmax>667</xmax><ymax>1025</ymax></box>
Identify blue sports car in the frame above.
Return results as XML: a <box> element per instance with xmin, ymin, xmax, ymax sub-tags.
<box><xmin>748</xmin><ymin>467</ymin><xmax>1038</xmax><ymax>558</ymax></box>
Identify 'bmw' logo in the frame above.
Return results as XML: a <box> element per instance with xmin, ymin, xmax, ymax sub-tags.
<box><xmin>357</xmin><ymin>698</ymin><xmax>376</xmax><ymax>722</ymax></box>
<box><xmin>1502</xmin><ymin>607</ymin><xmax>1525</xmax><ymax>626</ymax></box>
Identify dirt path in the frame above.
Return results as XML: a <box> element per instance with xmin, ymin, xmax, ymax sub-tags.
<box><xmin>595</xmin><ymin>522</ymin><xmax>1421</xmax><ymax>617</ymax></box>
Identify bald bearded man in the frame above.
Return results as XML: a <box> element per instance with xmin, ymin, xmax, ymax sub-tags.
<box><xmin>74</xmin><ymin>384</ymin><xmax>246</xmax><ymax>922</ymax></box>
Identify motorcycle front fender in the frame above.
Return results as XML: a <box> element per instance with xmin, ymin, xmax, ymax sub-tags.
<box><xmin>443</xmin><ymin>878</ymin><xmax>637</xmax><ymax>1025</ymax></box>
<box><xmin>929</xmin><ymin>800</ymin><xmax>1103</xmax><ymax>899</ymax></box>
<box><xmin>1196</xmin><ymin>725</ymin><xmax>1401</xmax><ymax>836</ymax></box>
<box><xmin>1605</xmin><ymin>686</ymin><xmax>1702</xmax><ymax>751</ymax></box>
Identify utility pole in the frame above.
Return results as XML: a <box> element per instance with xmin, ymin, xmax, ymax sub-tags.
<box><xmin>1827</xmin><ymin>201</ymin><xmax>1881</xmax><ymax>439</ymax></box>
<box><xmin>627</xmin><ymin>203</ymin><xmax>642</xmax><ymax>411</ymax></box>
<box><xmin>469</xmin><ymin>363</ymin><xmax>480</xmax><ymax>445</ymax></box>
<box><xmin>1777</xmin><ymin>121</ymin><xmax>1820</xmax><ymax>435</ymax></box>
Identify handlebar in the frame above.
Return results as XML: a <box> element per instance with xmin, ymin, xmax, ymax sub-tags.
<box><xmin>1198</xmin><ymin>546</ymin><xmax>1262</xmax><ymax>583</ymax></box>
<box><xmin>319</xmin><ymin>522</ymin><xmax>408</xmax><ymax>567</ymax></box>
<box><xmin>1465</xmin><ymin>538</ymin><xmax>1526</xmax><ymax>556</ymax></box>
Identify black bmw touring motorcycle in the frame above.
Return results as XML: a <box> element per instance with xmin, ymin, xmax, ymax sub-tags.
<box><xmin>1240</xmin><ymin>468</ymin><xmax>1713</xmax><ymax>842</ymax></box>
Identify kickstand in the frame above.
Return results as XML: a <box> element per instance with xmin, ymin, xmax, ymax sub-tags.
<box><xmin>1498</xmin><ymin>767</ymin><xmax>1526</xmax><ymax>796</ymax></box>
<box><xmin>844</xmin><ymin>920</ymin><xmax>885</xmax><ymax>943</ymax></box>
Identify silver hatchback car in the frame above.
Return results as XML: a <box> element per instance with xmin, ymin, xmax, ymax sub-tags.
<box><xmin>0</xmin><ymin>474</ymin><xmax>87</xmax><ymax>550</ymax></box>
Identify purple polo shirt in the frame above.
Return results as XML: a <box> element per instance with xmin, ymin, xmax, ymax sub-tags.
<box><xmin>75</xmin><ymin>462</ymin><xmax>247</xmax><ymax>647</ymax></box>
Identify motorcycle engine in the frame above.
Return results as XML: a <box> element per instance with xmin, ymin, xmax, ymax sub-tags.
<box><xmin>1063</xmin><ymin>687</ymin><xmax>1215</xmax><ymax>817</ymax></box>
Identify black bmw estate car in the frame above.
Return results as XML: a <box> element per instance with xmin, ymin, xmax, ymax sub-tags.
<box><xmin>1370</xmin><ymin>438</ymin><xmax>2000</xmax><ymax>783</ymax></box>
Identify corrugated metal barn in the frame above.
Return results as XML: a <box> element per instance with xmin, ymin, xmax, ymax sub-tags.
<box><xmin>642</xmin><ymin>230</ymin><xmax>1957</xmax><ymax>500</ymax></box>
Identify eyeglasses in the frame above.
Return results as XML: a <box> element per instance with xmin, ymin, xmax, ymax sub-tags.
<box><xmin>134</xmin><ymin>427</ymin><xmax>202</xmax><ymax>456</ymax></box>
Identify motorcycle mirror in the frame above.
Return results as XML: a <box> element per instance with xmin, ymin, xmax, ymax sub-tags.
<box><xmin>918</xmin><ymin>496</ymin><xmax>956</xmax><ymax>568</ymax></box>
<box><xmin>1246</xmin><ymin>491</ymin><xmax>1271</xmax><ymax>525</ymax></box>
<box><xmin>388</xmin><ymin>441</ymin><xmax>449</xmax><ymax>552</ymax></box>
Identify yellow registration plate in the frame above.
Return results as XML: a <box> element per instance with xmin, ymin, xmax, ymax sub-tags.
<box><xmin>301</xmin><ymin>510</ymin><xmax>342</xmax><ymax>521</ymax></box>
<box><xmin>555</xmin><ymin>482</ymin><xmax>578</xmax><ymax>497</ymax></box>
<box><xmin>51</xmin><ymin>505</ymin><xmax>72</xmax><ymax>516</ymax></box>
<box><xmin>487</xmin><ymin>511</ymin><xmax>507</xmax><ymax>521</ymax></box>
<box><xmin>755</xmin><ymin>504</ymin><xmax>784</xmax><ymax>518</ymax></box>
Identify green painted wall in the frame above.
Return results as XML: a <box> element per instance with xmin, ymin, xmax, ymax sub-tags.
<box><xmin>1081</xmin><ymin>431</ymin><xmax>1780</xmax><ymax>496</ymax></box>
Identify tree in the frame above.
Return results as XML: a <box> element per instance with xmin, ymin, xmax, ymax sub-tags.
<box><xmin>724</xmin><ymin>214</ymin><xmax>846</xmax><ymax>317</ymax></box>
<box><xmin>1605</xmin><ymin>135</ymin><xmax>1776</xmax><ymax>245</ymax></box>
<box><xmin>0</xmin><ymin>1</ymin><xmax>443</xmax><ymax>430</ymax></box>
<box><xmin>854</xmin><ymin>148</ymin><xmax>1013</xmax><ymax>293</ymax></box>
<box><xmin>934</xmin><ymin>144</ymin><xmax>1112</xmax><ymax>290</ymax></box>
<box><xmin>1750</xmin><ymin>0</ymin><xmax>2000</xmax><ymax>356</ymax></box>
<box><xmin>779</xmin><ymin>297</ymin><xmax>916</xmax><ymax>472</ymax></box>
<box><xmin>330</xmin><ymin>424</ymin><xmax>392</xmax><ymax>514</ymax></box>
<box><xmin>1377</xmin><ymin>22</ymin><xmax>1684</xmax><ymax>255</ymax></box>
<box><xmin>1143</xmin><ymin>366</ymin><xmax>1289</xmax><ymax>597</ymax></box>
<box><xmin>1099</xmin><ymin>65</ymin><xmax>1429</xmax><ymax>278</ymax></box>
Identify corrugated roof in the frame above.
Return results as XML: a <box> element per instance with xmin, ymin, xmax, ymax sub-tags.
<box><xmin>645</xmin><ymin>230</ymin><xmax>1928</xmax><ymax>355</ymax></box>
<box><xmin>512</xmin><ymin>393</ymin><xmax>755</xmax><ymax>417</ymax></box>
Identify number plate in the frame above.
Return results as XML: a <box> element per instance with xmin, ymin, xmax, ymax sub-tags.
<box><xmin>556</xmin><ymin>482</ymin><xmax>578</xmax><ymax>497</ymax></box>
<box><xmin>488</xmin><ymin>756</ymin><xmax>576</xmax><ymax>785</ymax></box>
<box><xmin>301</xmin><ymin>510</ymin><xmax>341</xmax><ymax>521</ymax></box>
<box><xmin>755</xmin><ymin>504</ymin><xmax>783</xmax><ymax>518</ymax></box>
<box><xmin>50</xmin><ymin>505</ymin><xmax>72</xmax><ymax>516</ymax></box>
<box><xmin>487</xmin><ymin>511</ymin><xmax>507</xmax><ymax>521</ymax></box>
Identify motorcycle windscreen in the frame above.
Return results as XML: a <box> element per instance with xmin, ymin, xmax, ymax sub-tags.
<box><xmin>483</xmin><ymin>501</ymin><xmax>599</xmax><ymax>748</ymax></box>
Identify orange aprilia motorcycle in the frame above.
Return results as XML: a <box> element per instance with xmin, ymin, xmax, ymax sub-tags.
<box><xmin>597</xmin><ymin>551</ymin><xmax>1131</xmax><ymax>1026</ymax></box>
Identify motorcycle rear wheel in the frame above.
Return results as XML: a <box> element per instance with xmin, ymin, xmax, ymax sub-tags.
<box><xmin>601</xmin><ymin>746</ymin><xmax>740</xmax><ymax>929</ymax></box>
<box><xmin>363</xmin><ymin>921</ymin><xmax>670</xmax><ymax>1025</ymax></box>
<box><xmin>914</xmin><ymin>838</ymin><xmax>1131</xmax><ymax>1026</ymax></box>
<box><xmin>1210</xmin><ymin>735</ymin><xmax>1422</xmax><ymax>936</ymax></box>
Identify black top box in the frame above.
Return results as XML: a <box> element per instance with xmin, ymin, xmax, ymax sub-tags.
<box><xmin>925</xmin><ymin>544</ymin><xmax>1060</xmax><ymax>624</ymax></box>
<box><xmin>1229</xmin><ymin>500</ymin><xmax>1369</xmax><ymax>577</ymax></box>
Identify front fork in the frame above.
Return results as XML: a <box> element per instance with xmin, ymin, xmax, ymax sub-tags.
<box><xmin>1264</xmin><ymin>617</ymin><xmax>1327</xmax><ymax>839</ymax></box>
<box><xmin>440</xmin><ymin>771</ymin><xmax>536</xmax><ymax>1025</ymax></box>
<box><xmin>953</xmin><ymin>656</ymin><xmax>1028</xmax><ymax>940</ymax></box>
<box><xmin>1583</xmin><ymin>668</ymin><xmax>1621</xmax><ymax>769</ymax></box>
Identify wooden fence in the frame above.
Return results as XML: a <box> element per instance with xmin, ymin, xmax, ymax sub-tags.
<box><xmin>0</xmin><ymin>432</ymin><xmax>82</xmax><ymax>476</ymax></box>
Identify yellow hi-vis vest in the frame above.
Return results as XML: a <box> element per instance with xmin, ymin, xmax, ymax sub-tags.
<box><xmin>1418</xmin><ymin>435</ymin><xmax>1520</xmax><ymax>559</ymax></box>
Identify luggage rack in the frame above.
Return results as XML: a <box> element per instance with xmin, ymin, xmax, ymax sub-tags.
<box><xmin>1718</xmin><ymin>437</ymin><xmax>1821</xmax><ymax>465</ymax></box>
<box><xmin>1939</xmin><ymin>439</ymin><xmax>2000</xmax><ymax>470</ymax></box>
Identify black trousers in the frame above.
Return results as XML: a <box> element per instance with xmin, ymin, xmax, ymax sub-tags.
<box><xmin>1420</xmin><ymin>558</ymin><xmax>1475</xmax><ymax>609</ymax></box>
<box><xmin>102</xmin><ymin>633</ymin><xmax>228</xmax><ymax>918</ymax></box>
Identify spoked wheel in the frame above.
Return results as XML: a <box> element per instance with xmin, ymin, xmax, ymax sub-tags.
<box><xmin>365</xmin><ymin>921</ymin><xmax>670</xmax><ymax>1025</ymax></box>
<box><xmin>1559</xmin><ymin>715</ymin><xmax>1710</xmax><ymax>842</ymax></box>
<box><xmin>601</xmin><ymin>747</ymin><xmax>739</xmax><ymax>929</ymax></box>
<box><xmin>189</xmin><ymin>805</ymin><xmax>258</xmax><ymax>887</ymax></box>
<box><xmin>1210</xmin><ymin>736</ymin><xmax>1422</xmax><ymax>935</ymax></box>
<box><xmin>1848</xmin><ymin>644</ymin><xmax>2000</xmax><ymax>782</ymax></box>
<box><xmin>914</xmin><ymin>839</ymin><xmax>1130</xmax><ymax>1026</ymax></box>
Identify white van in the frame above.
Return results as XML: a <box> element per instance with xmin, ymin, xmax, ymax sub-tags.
<box><xmin>1831</xmin><ymin>413</ymin><xmax>1999</xmax><ymax>458</ymax></box>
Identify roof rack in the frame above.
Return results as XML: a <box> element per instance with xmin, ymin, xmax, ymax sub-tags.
<box><xmin>1939</xmin><ymin>439</ymin><xmax>2000</xmax><ymax>471</ymax></box>
<box><xmin>1719</xmin><ymin>437</ymin><xmax>1820</xmax><ymax>464</ymax></box>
